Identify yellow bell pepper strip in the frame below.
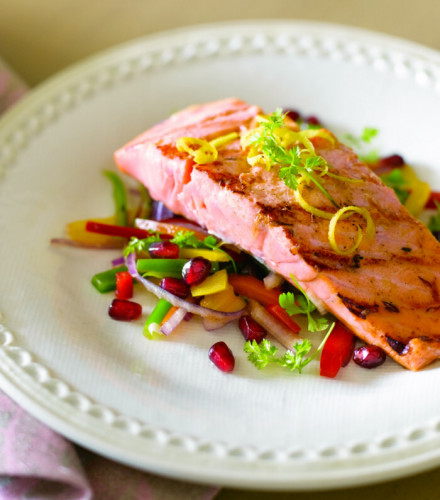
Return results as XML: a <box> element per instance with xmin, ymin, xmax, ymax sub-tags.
<box><xmin>200</xmin><ymin>284</ymin><xmax>247</xmax><ymax>312</ymax></box>
<box><xmin>179</xmin><ymin>248</ymin><xmax>231</xmax><ymax>262</ymax></box>
<box><xmin>67</xmin><ymin>215</ymin><xmax>124</xmax><ymax>247</ymax></box>
<box><xmin>228</xmin><ymin>274</ymin><xmax>281</xmax><ymax>307</ymax></box>
<box><xmin>191</xmin><ymin>269</ymin><xmax>228</xmax><ymax>297</ymax></box>
<box><xmin>400</xmin><ymin>164</ymin><xmax>430</xmax><ymax>216</ymax></box>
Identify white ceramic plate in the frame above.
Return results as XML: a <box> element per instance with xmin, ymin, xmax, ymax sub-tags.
<box><xmin>1</xmin><ymin>21</ymin><xmax>440</xmax><ymax>490</ymax></box>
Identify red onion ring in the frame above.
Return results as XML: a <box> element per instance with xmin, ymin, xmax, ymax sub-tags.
<box><xmin>160</xmin><ymin>307</ymin><xmax>187</xmax><ymax>336</ymax></box>
<box><xmin>125</xmin><ymin>253</ymin><xmax>245</xmax><ymax>320</ymax></box>
<box><xmin>50</xmin><ymin>238</ymin><xmax>122</xmax><ymax>249</ymax></box>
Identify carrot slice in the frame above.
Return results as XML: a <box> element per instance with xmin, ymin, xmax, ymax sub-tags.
<box><xmin>228</xmin><ymin>274</ymin><xmax>280</xmax><ymax>306</ymax></box>
<box><xmin>266</xmin><ymin>304</ymin><xmax>301</xmax><ymax>333</ymax></box>
<box><xmin>160</xmin><ymin>306</ymin><xmax>179</xmax><ymax>326</ymax></box>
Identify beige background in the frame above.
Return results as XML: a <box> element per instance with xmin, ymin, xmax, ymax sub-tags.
<box><xmin>2</xmin><ymin>1</ymin><xmax>440</xmax><ymax>499</ymax></box>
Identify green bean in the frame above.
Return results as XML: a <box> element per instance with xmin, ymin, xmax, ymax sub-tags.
<box><xmin>143</xmin><ymin>299</ymin><xmax>172</xmax><ymax>339</ymax></box>
<box><xmin>103</xmin><ymin>170</ymin><xmax>128</xmax><ymax>226</ymax></box>
<box><xmin>91</xmin><ymin>265</ymin><xmax>127</xmax><ymax>293</ymax></box>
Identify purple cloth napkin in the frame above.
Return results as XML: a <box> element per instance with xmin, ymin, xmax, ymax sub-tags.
<box><xmin>0</xmin><ymin>58</ymin><xmax>220</xmax><ymax>500</ymax></box>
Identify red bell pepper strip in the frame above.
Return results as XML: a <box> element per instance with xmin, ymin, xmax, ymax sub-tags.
<box><xmin>228</xmin><ymin>274</ymin><xmax>281</xmax><ymax>306</ymax></box>
<box><xmin>115</xmin><ymin>271</ymin><xmax>134</xmax><ymax>300</ymax></box>
<box><xmin>266</xmin><ymin>304</ymin><xmax>301</xmax><ymax>333</ymax></box>
<box><xmin>85</xmin><ymin>221</ymin><xmax>172</xmax><ymax>240</ymax></box>
<box><xmin>320</xmin><ymin>322</ymin><xmax>355</xmax><ymax>378</ymax></box>
<box><xmin>425</xmin><ymin>191</ymin><xmax>440</xmax><ymax>210</ymax></box>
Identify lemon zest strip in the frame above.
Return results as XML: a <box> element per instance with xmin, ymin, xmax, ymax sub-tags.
<box><xmin>328</xmin><ymin>206</ymin><xmax>375</xmax><ymax>255</ymax></box>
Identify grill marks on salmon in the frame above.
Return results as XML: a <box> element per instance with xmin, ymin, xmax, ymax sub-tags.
<box><xmin>114</xmin><ymin>98</ymin><xmax>440</xmax><ymax>371</ymax></box>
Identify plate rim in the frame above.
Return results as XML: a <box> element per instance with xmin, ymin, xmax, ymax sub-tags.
<box><xmin>1</xmin><ymin>19</ymin><xmax>440</xmax><ymax>490</ymax></box>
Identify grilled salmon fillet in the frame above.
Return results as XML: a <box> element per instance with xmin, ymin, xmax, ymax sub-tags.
<box><xmin>114</xmin><ymin>98</ymin><xmax>440</xmax><ymax>371</ymax></box>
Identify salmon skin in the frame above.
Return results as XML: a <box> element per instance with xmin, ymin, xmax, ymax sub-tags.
<box><xmin>114</xmin><ymin>98</ymin><xmax>440</xmax><ymax>371</ymax></box>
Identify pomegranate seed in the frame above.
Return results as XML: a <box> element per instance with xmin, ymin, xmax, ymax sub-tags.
<box><xmin>148</xmin><ymin>240</ymin><xmax>179</xmax><ymax>259</ymax></box>
<box><xmin>353</xmin><ymin>345</ymin><xmax>386</xmax><ymax>369</ymax></box>
<box><xmin>306</xmin><ymin>115</ymin><xmax>321</xmax><ymax>126</ymax></box>
<box><xmin>182</xmin><ymin>257</ymin><xmax>211</xmax><ymax>285</ymax></box>
<box><xmin>109</xmin><ymin>299</ymin><xmax>142</xmax><ymax>321</ymax></box>
<box><xmin>284</xmin><ymin>109</ymin><xmax>301</xmax><ymax>122</ymax></box>
<box><xmin>159</xmin><ymin>277</ymin><xmax>190</xmax><ymax>298</ymax></box>
<box><xmin>209</xmin><ymin>341</ymin><xmax>235</xmax><ymax>372</ymax></box>
<box><xmin>379</xmin><ymin>154</ymin><xmax>404</xmax><ymax>169</ymax></box>
<box><xmin>238</xmin><ymin>315</ymin><xmax>267</xmax><ymax>343</ymax></box>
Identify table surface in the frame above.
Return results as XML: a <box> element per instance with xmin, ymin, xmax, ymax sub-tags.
<box><xmin>2</xmin><ymin>1</ymin><xmax>440</xmax><ymax>498</ymax></box>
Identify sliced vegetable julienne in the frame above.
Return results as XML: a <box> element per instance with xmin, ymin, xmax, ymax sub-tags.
<box><xmin>191</xmin><ymin>269</ymin><xmax>228</xmax><ymax>297</ymax></box>
<box><xmin>200</xmin><ymin>284</ymin><xmax>247</xmax><ymax>313</ymax></box>
<box><xmin>319</xmin><ymin>322</ymin><xmax>355</xmax><ymax>378</ymax></box>
<box><xmin>160</xmin><ymin>307</ymin><xmax>187</xmax><ymax>336</ymax></box>
<box><xmin>137</xmin><ymin>259</ymin><xmax>189</xmax><ymax>279</ymax></box>
<box><xmin>263</xmin><ymin>271</ymin><xmax>284</xmax><ymax>290</ymax></box>
<box><xmin>103</xmin><ymin>170</ymin><xmax>128</xmax><ymax>227</ymax></box>
<box><xmin>125</xmin><ymin>253</ymin><xmax>245</xmax><ymax>320</ymax></box>
<box><xmin>65</xmin><ymin>215</ymin><xmax>125</xmax><ymax>247</ymax></box>
<box><xmin>91</xmin><ymin>265</ymin><xmax>127</xmax><ymax>293</ymax></box>
<box><xmin>228</xmin><ymin>274</ymin><xmax>281</xmax><ymax>306</ymax></box>
<box><xmin>86</xmin><ymin>221</ymin><xmax>151</xmax><ymax>240</ymax></box>
<box><xmin>179</xmin><ymin>248</ymin><xmax>230</xmax><ymax>262</ymax></box>
<box><xmin>135</xmin><ymin>218</ymin><xmax>208</xmax><ymax>240</ymax></box>
<box><xmin>266</xmin><ymin>304</ymin><xmax>301</xmax><ymax>334</ymax></box>
<box><xmin>144</xmin><ymin>298</ymin><xmax>172</xmax><ymax>339</ymax></box>
<box><xmin>426</xmin><ymin>191</ymin><xmax>440</xmax><ymax>210</ymax></box>
<box><xmin>247</xmin><ymin>299</ymin><xmax>300</xmax><ymax>350</ymax></box>
<box><xmin>398</xmin><ymin>164</ymin><xmax>430</xmax><ymax>216</ymax></box>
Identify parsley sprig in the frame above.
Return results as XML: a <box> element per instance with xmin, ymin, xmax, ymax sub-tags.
<box><xmin>428</xmin><ymin>201</ymin><xmax>440</xmax><ymax>234</ymax></box>
<box><xmin>343</xmin><ymin>127</ymin><xmax>379</xmax><ymax>164</ymax></box>
<box><xmin>171</xmin><ymin>231</ymin><xmax>237</xmax><ymax>272</ymax></box>
<box><xmin>380</xmin><ymin>168</ymin><xmax>410</xmax><ymax>205</ymax></box>
<box><xmin>248</xmin><ymin>109</ymin><xmax>338</xmax><ymax>208</ymax></box>
<box><xmin>244</xmin><ymin>322</ymin><xmax>334</xmax><ymax>374</ymax></box>
<box><xmin>123</xmin><ymin>233</ymin><xmax>162</xmax><ymax>257</ymax></box>
<box><xmin>279</xmin><ymin>275</ymin><xmax>329</xmax><ymax>332</ymax></box>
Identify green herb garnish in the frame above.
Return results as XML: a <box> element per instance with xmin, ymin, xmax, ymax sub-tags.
<box><xmin>123</xmin><ymin>233</ymin><xmax>162</xmax><ymax>256</ymax></box>
<box><xmin>248</xmin><ymin>109</ymin><xmax>339</xmax><ymax>208</ymax></box>
<box><xmin>343</xmin><ymin>127</ymin><xmax>379</xmax><ymax>163</ymax></box>
<box><xmin>244</xmin><ymin>322</ymin><xmax>334</xmax><ymax>374</ymax></box>
<box><xmin>171</xmin><ymin>231</ymin><xmax>237</xmax><ymax>272</ymax></box>
<box><xmin>279</xmin><ymin>275</ymin><xmax>329</xmax><ymax>332</ymax></box>
<box><xmin>380</xmin><ymin>168</ymin><xmax>410</xmax><ymax>205</ymax></box>
<box><xmin>428</xmin><ymin>201</ymin><xmax>440</xmax><ymax>233</ymax></box>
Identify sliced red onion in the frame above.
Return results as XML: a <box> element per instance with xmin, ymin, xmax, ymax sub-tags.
<box><xmin>50</xmin><ymin>238</ymin><xmax>122</xmax><ymax>249</ymax></box>
<box><xmin>263</xmin><ymin>271</ymin><xmax>284</xmax><ymax>290</ymax></box>
<box><xmin>135</xmin><ymin>218</ymin><xmax>210</xmax><ymax>237</ymax></box>
<box><xmin>112</xmin><ymin>256</ymin><xmax>125</xmax><ymax>267</ymax></box>
<box><xmin>151</xmin><ymin>201</ymin><xmax>175</xmax><ymax>221</ymax></box>
<box><xmin>160</xmin><ymin>307</ymin><xmax>187</xmax><ymax>336</ymax></box>
<box><xmin>125</xmin><ymin>253</ymin><xmax>245</xmax><ymax>320</ymax></box>
<box><xmin>202</xmin><ymin>317</ymin><xmax>235</xmax><ymax>331</ymax></box>
<box><xmin>248</xmin><ymin>299</ymin><xmax>298</xmax><ymax>349</ymax></box>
